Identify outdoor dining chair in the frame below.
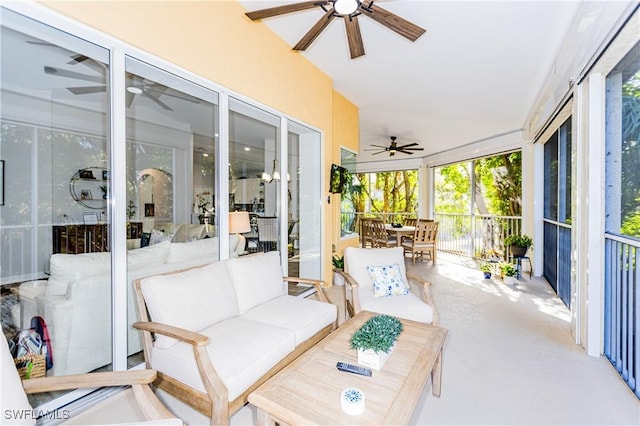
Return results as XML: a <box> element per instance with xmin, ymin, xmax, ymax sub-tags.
<box><xmin>371</xmin><ymin>219</ymin><xmax>397</xmax><ymax>247</ymax></box>
<box><xmin>402</xmin><ymin>220</ymin><xmax>439</xmax><ymax>264</ymax></box>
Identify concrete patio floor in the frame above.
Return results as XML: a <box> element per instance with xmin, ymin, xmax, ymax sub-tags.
<box><xmin>164</xmin><ymin>253</ymin><xmax>639</xmax><ymax>425</ymax></box>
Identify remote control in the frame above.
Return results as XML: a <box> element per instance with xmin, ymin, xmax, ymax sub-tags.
<box><xmin>336</xmin><ymin>362</ymin><xmax>372</xmax><ymax>377</ymax></box>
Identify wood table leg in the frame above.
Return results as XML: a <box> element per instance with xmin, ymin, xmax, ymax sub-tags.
<box><xmin>431</xmin><ymin>349</ymin><xmax>443</xmax><ymax>397</ymax></box>
<box><xmin>256</xmin><ymin>407</ymin><xmax>275</xmax><ymax>426</ymax></box>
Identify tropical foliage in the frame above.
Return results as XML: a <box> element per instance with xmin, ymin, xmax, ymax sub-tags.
<box><xmin>619</xmin><ymin>73</ymin><xmax>640</xmax><ymax>238</ymax></box>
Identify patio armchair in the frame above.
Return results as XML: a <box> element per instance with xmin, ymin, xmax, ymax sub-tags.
<box><xmin>402</xmin><ymin>220</ymin><xmax>439</xmax><ymax>265</ymax></box>
<box><xmin>339</xmin><ymin>246</ymin><xmax>439</xmax><ymax>326</ymax></box>
<box><xmin>0</xmin><ymin>334</ymin><xmax>182</xmax><ymax>426</ymax></box>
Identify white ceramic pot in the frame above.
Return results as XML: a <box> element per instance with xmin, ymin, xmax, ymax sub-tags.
<box><xmin>357</xmin><ymin>343</ymin><xmax>395</xmax><ymax>370</ymax></box>
<box><xmin>503</xmin><ymin>276</ymin><xmax>515</xmax><ymax>286</ymax></box>
<box><xmin>333</xmin><ymin>270</ymin><xmax>345</xmax><ymax>286</ymax></box>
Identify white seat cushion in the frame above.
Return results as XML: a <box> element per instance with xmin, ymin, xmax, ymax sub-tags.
<box><xmin>140</xmin><ymin>261</ymin><xmax>238</xmax><ymax>349</ymax></box>
<box><xmin>151</xmin><ymin>317</ymin><xmax>295</xmax><ymax>400</ymax></box>
<box><xmin>358</xmin><ymin>289</ymin><xmax>433</xmax><ymax>324</ymax></box>
<box><xmin>239</xmin><ymin>295</ymin><xmax>336</xmax><ymax>345</ymax></box>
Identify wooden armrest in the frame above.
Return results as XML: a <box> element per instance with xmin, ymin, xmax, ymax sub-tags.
<box><xmin>406</xmin><ymin>273</ymin><xmax>440</xmax><ymax>326</ymax></box>
<box><xmin>133</xmin><ymin>321</ymin><xmax>209</xmax><ymax>347</ymax></box>
<box><xmin>283</xmin><ymin>276</ymin><xmax>330</xmax><ymax>303</ymax></box>
<box><xmin>337</xmin><ymin>270</ymin><xmax>359</xmax><ymax>288</ymax></box>
<box><xmin>22</xmin><ymin>370</ymin><xmax>157</xmax><ymax>394</ymax></box>
<box><xmin>283</xmin><ymin>276</ymin><xmax>324</xmax><ymax>287</ymax></box>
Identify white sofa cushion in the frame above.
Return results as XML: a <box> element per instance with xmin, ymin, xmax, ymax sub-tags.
<box><xmin>140</xmin><ymin>261</ymin><xmax>238</xmax><ymax>349</ymax></box>
<box><xmin>151</xmin><ymin>317</ymin><xmax>295</xmax><ymax>400</ymax></box>
<box><xmin>240</xmin><ymin>295</ymin><xmax>336</xmax><ymax>345</ymax></box>
<box><xmin>166</xmin><ymin>238</ymin><xmax>219</xmax><ymax>264</ymax></box>
<box><xmin>344</xmin><ymin>247</ymin><xmax>410</xmax><ymax>291</ymax></box>
<box><xmin>172</xmin><ymin>224</ymin><xmax>206</xmax><ymax>243</ymax></box>
<box><xmin>47</xmin><ymin>251</ymin><xmax>111</xmax><ymax>296</ymax></box>
<box><xmin>1</xmin><ymin>334</ymin><xmax>35</xmax><ymax>426</ymax></box>
<box><xmin>358</xmin><ymin>289</ymin><xmax>433</xmax><ymax>324</ymax></box>
<box><xmin>226</xmin><ymin>252</ymin><xmax>286</xmax><ymax>313</ymax></box>
<box><xmin>127</xmin><ymin>240</ymin><xmax>171</xmax><ymax>269</ymax></box>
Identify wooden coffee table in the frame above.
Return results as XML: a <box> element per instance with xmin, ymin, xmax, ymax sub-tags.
<box><xmin>248</xmin><ymin>310</ymin><xmax>448</xmax><ymax>425</ymax></box>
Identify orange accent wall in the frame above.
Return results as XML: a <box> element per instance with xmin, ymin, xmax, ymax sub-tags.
<box><xmin>40</xmin><ymin>0</ymin><xmax>359</xmax><ymax>284</ymax></box>
<box><xmin>332</xmin><ymin>91</ymin><xmax>361</xmax><ymax>258</ymax></box>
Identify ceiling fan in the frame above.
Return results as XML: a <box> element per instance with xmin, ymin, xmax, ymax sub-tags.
<box><xmin>365</xmin><ymin>136</ymin><xmax>424</xmax><ymax>157</ymax></box>
<box><xmin>245</xmin><ymin>0</ymin><xmax>426</xmax><ymax>59</ymax></box>
<box><xmin>43</xmin><ymin>65</ymin><xmax>200</xmax><ymax>111</ymax></box>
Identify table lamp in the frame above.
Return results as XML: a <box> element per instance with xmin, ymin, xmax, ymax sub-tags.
<box><xmin>229</xmin><ymin>211</ymin><xmax>251</xmax><ymax>254</ymax></box>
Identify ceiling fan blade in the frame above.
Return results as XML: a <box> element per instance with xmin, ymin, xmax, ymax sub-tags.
<box><xmin>371</xmin><ymin>150</ymin><xmax>386</xmax><ymax>155</ymax></box>
<box><xmin>293</xmin><ymin>9</ymin><xmax>336</xmax><ymax>51</ymax></box>
<box><xmin>44</xmin><ymin>66</ymin><xmax>104</xmax><ymax>84</ymax></box>
<box><xmin>147</xmin><ymin>87</ymin><xmax>201</xmax><ymax>103</ymax></box>
<box><xmin>366</xmin><ymin>144</ymin><xmax>389</xmax><ymax>149</ymax></box>
<box><xmin>362</xmin><ymin>3</ymin><xmax>426</xmax><ymax>42</ymax></box>
<box><xmin>66</xmin><ymin>86</ymin><xmax>106</xmax><ymax>95</ymax></box>
<box><xmin>126</xmin><ymin>91</ymin><xmax>135</xmax><ymax>108</ymax></box>
<box><xmin>396</xmin><ymin>142</ymin><xmax>418</xmax><ymax>149</ymax></box>
<box><xmin>246</xmin><ymin>1</ymin><xmax>328</xmax><ymax>20</ymax></box>
<box><xmin>143</xmin><ymin>91</ymin><xmax>174</xmax><ymax>111</ymax></box>
<box><xmin>67</xmin><ymin>55</ymin><xmax>107</xmax><ymax>73</ymax></box>
<box><xmin>344</xmin><ymin>15</ymin><xmax>365</xmax><ymax>59</ymax></box>
<box><xmin>397</xmin><ymin>150</ymin><xmax>414</xmax><ymax>155</ymax></box>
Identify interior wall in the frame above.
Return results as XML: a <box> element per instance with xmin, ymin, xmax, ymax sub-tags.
<box><xmin>37</xmin><ymin>0</ymin><xmax>359</xmax><ymax>284</ymax></box>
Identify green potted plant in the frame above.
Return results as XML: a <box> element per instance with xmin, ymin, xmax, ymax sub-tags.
<box><xmin>332</xmin><ymin>255</ymin><xmax>345</xmax><ymax>286</ymax></box>
<box><xmin>480</xmin><ymin>262</ymin><xmax>493</xmax><ymax>279</ymax></box>
<box><xmin>504</xmin><ymin>234</ymin><xmax>533</xmax><ymax>257</ymax></box>
<box><xmin>350</xmin><ymin>314</ymin><xmax>403</xmax><ymax>370</ymax></box>
<box><xmin>500</xmin><ymin>262</ymin><xmax>517</xmax><ymax>285</ymax></box>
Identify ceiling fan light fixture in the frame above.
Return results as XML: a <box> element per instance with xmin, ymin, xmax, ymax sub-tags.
<box><xmin>127</xmin><ymin>86</ymin><xmax>142</xmax><ymax>94</ymax></box>
<box><xmin>334</xmin><ymin>0</ymin><xmax>359</xmax><ymax>16</ymax></box>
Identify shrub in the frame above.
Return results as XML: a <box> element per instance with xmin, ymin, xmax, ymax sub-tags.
<box><xmin>504</xmin><ymin>234</ymin><xmax>533</xmax><ymax>249</ymax></box>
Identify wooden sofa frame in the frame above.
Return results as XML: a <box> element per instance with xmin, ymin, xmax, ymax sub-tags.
<box><xmin>133</xmin><ymin>269</ymin><xmax>336</xmax><ymax>426</ymax></box>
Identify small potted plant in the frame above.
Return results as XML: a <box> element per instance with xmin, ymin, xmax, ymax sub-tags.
<box><xmin>501</xmin><ymin>262</ymin><xmax>517</xmax><ymax>285</ymax></box>
<box><xmin>332</xmin><ymin>255</ymin><xmax>345</xmax><ymax>286</ymax></box>
<box><xmin>504</xmin><ymin>234</ymin><xmax>533</xmax><ymax>258</ymax></box>
<box><xmin>480</xmin><ymin>262</ymin><xmax>493</xmax><ymax>279</ymax></box>
<box><xmin>350</xmin><ymin>314</ymin><xmax>403</xmax><ymax>370</ymax></box>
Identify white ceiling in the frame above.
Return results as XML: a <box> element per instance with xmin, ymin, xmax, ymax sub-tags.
<box><xmin>239</xmin><ymin>0</ymin><xmax>582</xmax><ymax>168</ymax></box>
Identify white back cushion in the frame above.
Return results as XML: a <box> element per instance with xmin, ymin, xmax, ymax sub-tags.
<box><xmin>47</xmin><ymin>251</ymin><xmax>111</xmax><ymax>296</ymax></box>
<box><xmin>226</xmin><ymin>252</ymin><xmax>286</xmax><ymax>313</ymax></box>
<box><xmin>140</xmin><ymin>261</ymin><xmax>238</xmax><ymax>348</ymax></box>
<box><xmin>127</xmin><ymin>240</ymin><xmax>171</xmax><ymax>269</ymax></box>
<box><xmin>172</xmin><ymin>224</ymin><xmax>206</xmax><ymax>243</ymax></box>
<box><xmin>344</xmin><ymin>247</ymin><xmax>409</xmax><ymax>291</ymax></box>
<box><xmin>166</xmin><ymin>237</ymin><xmax>219</xmax><ymax>264</ymax></box>
<box><xmin>1</xmin><ymin>334</ymin><xmax>34</xmax><ymax>425</ymax></box>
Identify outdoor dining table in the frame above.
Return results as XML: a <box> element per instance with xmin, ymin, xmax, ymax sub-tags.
<box><xmin>384</xmin><ymin>224</ymin><xmax>415</xmax><ymax>247</ymax></box>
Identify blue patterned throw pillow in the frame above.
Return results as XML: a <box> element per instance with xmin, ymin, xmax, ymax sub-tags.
<box><xmin>366</xmin><ymin>263</ymin><xmax>408</xmax><ymax>298</ymax></box>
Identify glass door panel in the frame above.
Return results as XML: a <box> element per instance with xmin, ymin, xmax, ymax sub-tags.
<box><xmin>0</xmin><ymin>7</ymin><xmax>110</xmax><ymax>407</ymax></box>
<box><xmin>124</xmin><ymin>57</ymin><xmax>219</xmax><ymax>362</ymax></box>
<box><xmin>287</xmin><ymin>121</ymin><xmax>322</xmax><ymax>278</ymax></box>
<box><xmin>229</xmin><ymin>98</ymin><xmax>280</xmax><ymax>256</ymax></box>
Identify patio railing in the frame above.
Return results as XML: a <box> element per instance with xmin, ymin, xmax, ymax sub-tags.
<box><xmin>341</xmin><ymin>211</ymin><xmax>521</xmax><ymax>260</ymax></box>
<box><xmin>604</xmin><ymin>233</ymin><xmax>640</xmax><ymax>398</ymax></box>
<box><xmin>434</xmin><ymin>213</ymin><xmax>522</xmax><ymax>259</ymax></box>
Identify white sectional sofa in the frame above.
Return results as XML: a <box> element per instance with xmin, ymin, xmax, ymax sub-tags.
<box><xmin>17</xmin><ymin>232</ymin><xmax>242</xmax><ymax>376</ymax></box>
<box><xmin>133</xmin><ymin>251</ymin><xmax>337</xmax><ymax>425</ymax></box>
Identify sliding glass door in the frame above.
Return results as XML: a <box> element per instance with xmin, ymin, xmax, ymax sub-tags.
<box><xmin>0</xmin><ymin>7</ymin><xmax>111</xmax><ymax>407</ymax></box>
